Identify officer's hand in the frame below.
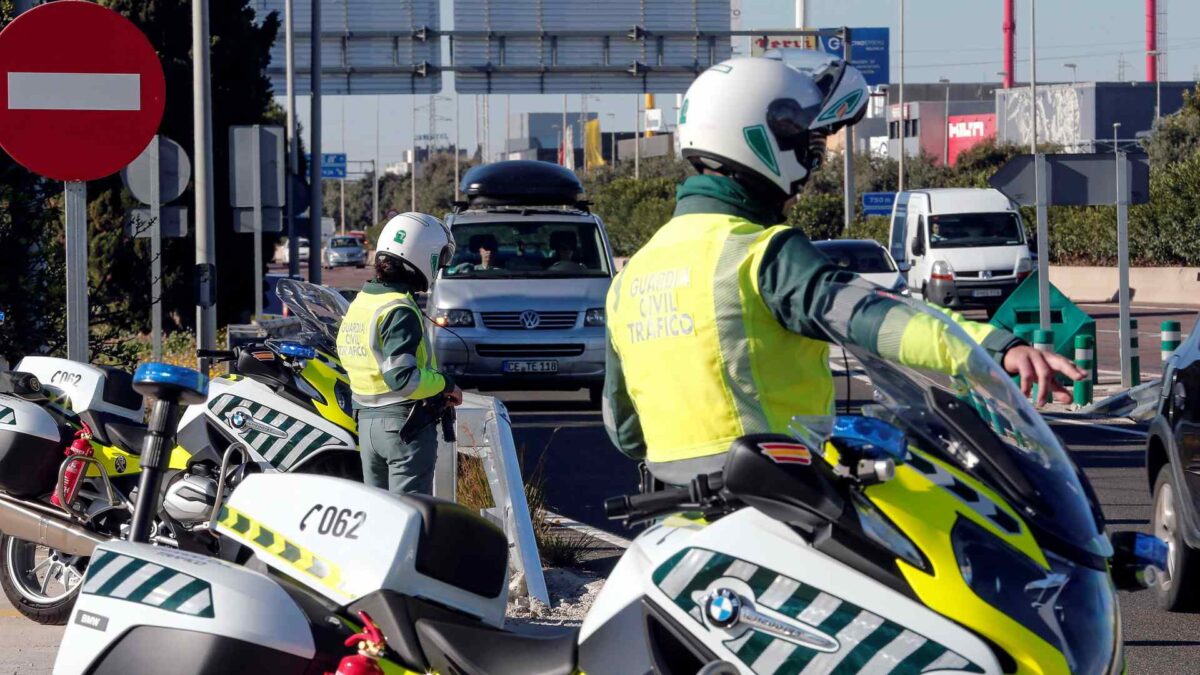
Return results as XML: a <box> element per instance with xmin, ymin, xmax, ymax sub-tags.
<box><xmin>1002</xmin><ymin>345</ymin><xmax>1086</xmax><ymax>407</ymax></box>
<box><xmin>446</xmin><ymin>386</ymin><xmax>464</xmax><ymax>407</ymax></box>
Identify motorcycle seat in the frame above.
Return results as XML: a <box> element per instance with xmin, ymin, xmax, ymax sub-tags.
<box><xmin>105</xmin><ymin>421</ymin><xmax>149</xmax><ymax>454</ymax></box>
<box><xmin>415</xmin><ymin>618</ymin><xmax>577</xmax><ymax>675</ymax></box>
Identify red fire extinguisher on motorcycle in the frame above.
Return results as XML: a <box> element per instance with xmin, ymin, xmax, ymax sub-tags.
<box><xmin>328</xmin><ymin>611</ymin><xmax>387</xmax><ymax>675</ymax></box>
<box><xmin>51</xmin><ymin>423</ymin><xmax>94</xmax><ymax>508</ymax></box>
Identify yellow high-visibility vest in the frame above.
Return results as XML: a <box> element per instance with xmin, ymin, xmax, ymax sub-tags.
<box><xmin>336</xmin><ymin>290</ymin><xmax>443</xmax><ymax>407</ymax></box>
<box><xmin>607</xmin><ymin>213</ymin><xmax>833</xmax><ymax>464</ymax></box>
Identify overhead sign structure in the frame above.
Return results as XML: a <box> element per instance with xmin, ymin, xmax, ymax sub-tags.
<box><xmin>861</xmin><ymin>192</ymin><xmax>896</xmax><ymax>217</ymax></box>
<box><xmin>0</xmin><ymin>1</ymin><xmax>166</xmax><ymax>363</ymax></box>
<box><xmin>258</xmin><ymin>0</ymin><xmax>443</xmax><ymax>95</ymax></box>
<box><xmin>453</xmin><ymin>0</ymin><xmax>732</xmax><ymax>94</ymax></box>
<box><xmin>817</xmin><ymin>27</ymin><xmax>889</xmax><ymax>87</ymax></box>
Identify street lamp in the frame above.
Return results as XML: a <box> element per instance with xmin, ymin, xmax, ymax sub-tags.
<box><xmin>1148</xmin><ymin>50</ymin><xmax>1164</xmax><ymax>123</ymax></box>
<box><xmin>939</xmin><ymin>78</ymin><xmax>950</xmax><ymax>166</ymax></box>
<box><xmin>1064</xmin><ymin>63</ymin><xmax>1077</xmax><ymax>84</ymax></box>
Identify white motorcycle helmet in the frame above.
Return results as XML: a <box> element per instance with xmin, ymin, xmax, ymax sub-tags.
<box><xmin>678</xmin><ymin>54</ymin><xmax>869</xmax><ymax>200</ymax></box>
<box><xmin>375</xmin><ymin>212</ymin><xmax>456</xmax><ymax>290</ymax></box>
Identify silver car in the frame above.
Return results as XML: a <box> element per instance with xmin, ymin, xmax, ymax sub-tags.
<box><xmin>430</xmin><ymin>210</ymin><xmax>614</xmax><ymax>403</ymax></box>
<box><xmin>323</xmin><ymin>235</ymin><xmax>366</xmax><ymax>269</ymax></box>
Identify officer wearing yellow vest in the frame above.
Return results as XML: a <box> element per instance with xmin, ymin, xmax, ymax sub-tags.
<box><xmin>337</xmin><ymin>213</ymin><xmax>463</xmax><ymax>495</ymax></box>
<box><xmin>604</xmin><ymin>56</ymin><xmax>1084</xmax><ymax>485</ymax></box>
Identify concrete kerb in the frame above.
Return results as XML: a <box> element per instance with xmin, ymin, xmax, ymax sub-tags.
<box><xmin>545</xmin><ymin>510</ymin><xmax>632</xmax><ymax>550</ymax></box>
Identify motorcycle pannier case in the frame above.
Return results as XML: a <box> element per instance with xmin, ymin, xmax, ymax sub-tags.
<box><xmin>0</xmin><ymin>395</ymin><xmax>64</xmax><ymax>497</ymax></box>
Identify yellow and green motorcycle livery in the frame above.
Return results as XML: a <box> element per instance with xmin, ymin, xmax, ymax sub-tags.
<box><xmin>0</xmin><ymin>282</ymin><xmax>361</xmax><ymax>625</ymax></box>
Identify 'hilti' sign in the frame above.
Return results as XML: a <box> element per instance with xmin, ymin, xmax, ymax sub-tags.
<box><xmin>947</xmin><ymin>114</ymin><xmax>996</xmax><ymax>166</ymax></box>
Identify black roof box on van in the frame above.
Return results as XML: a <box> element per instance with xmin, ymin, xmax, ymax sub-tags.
<box><xmin>457</xmin><ymin>160</ymin><xmax>586</xmax><ymax>210</ymax></box>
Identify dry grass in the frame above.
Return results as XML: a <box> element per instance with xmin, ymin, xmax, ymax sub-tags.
<box><xmin>456</xmin><ymin>451</ymin><xmax>594</xmax><ymax>569</ymax></box>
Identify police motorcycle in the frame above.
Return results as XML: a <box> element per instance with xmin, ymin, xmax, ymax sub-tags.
<box><xmin>57</xmin><ymin>283</ymin><xmax>1166</xmax><ymax>675</ymax></box>
<box><xmin>0</xmin><ymin>281</ymin><xmax>359</xmax><ymax>625</ymax></box>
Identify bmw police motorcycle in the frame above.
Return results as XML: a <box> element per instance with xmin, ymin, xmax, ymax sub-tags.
<box><xmin>54</xmin><ymin>282</ymin><xmax>1164</xmax><ymax>675</ymax></box>
<box><xmin>0</xmin><ymin>280</ymin><xmax>359</xmax><ymax>624</ymax></box>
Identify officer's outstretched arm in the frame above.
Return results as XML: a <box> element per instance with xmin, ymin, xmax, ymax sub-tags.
<box><xmin>379</xmin><ymin>307</ymin><xmax>453</xmax><ymax>400</ymax></box>
<box><xmin>757</xmin><ymin>229</ymin><xmax>1021</xmax><ymax>372</ymax></box>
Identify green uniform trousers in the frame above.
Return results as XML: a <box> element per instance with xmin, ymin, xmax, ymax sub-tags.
<box><xmin>358</xmin><ymin>413</ymin><xmax>437</xmax><ymax>496</ymax></box>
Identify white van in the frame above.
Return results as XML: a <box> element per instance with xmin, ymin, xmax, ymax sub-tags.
<box><xmin>887</xmin><ymin>188</ymin><xmax>1032</xmax><ymax>315</ymax></box>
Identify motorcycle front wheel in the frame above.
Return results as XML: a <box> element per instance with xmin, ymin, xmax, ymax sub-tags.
<box><xmin>0</xmin><ymin>534</ymin><xmax>87</xmax><ymax>625</ymax></box>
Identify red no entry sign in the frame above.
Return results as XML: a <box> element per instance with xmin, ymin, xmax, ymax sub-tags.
<box><xmin>0</xmin><ymin>1</ymin><xmax>166</xmax><ymax>181</ymax></box>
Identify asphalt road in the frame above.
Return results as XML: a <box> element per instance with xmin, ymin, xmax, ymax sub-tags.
<box><xmin>5</xmin><ymin>299</ymin><xmax>1198</xmax><ymax>673</ymax></box>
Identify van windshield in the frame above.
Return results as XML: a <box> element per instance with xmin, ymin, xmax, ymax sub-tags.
<box><xmin>441</xmin><ymin>221</ymin><xmax>611</xmax><ymax>279</ymax></box>
<box><xmin>929</xmin><ymin>212</ymin><xmax>1024</xmax><ymax>249</ymax></box>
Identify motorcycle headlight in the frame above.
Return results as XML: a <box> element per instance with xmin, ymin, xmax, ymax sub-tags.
<box><xmin>433</xmin><ymin>308</ymin><xmax>475</xmax><ymax>328</ymax></box>
<box><xmin>585</xmin><ymin>307</ymin><xmax>606</xmax><ymax>327</ymax></box>
<box><xmin>952</xmin><ymin>517</ymin><xmax>1117</xmax><ymax>674</ymax></box>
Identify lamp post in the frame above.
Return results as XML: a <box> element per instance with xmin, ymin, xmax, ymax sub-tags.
<box><xmin>939</xmin><ymin>77</ymin><xmax>950</xmax><ymax>166</ymax></box>
<box><xmin>1148</xmin><ymin>50</ymin><xmax>1163</xmax><ymax>123</ymax></box>
<box><xmin>1064</xmin><ymin>63</ymin><xmax>1077</xmax><ymax>84</ymax></box>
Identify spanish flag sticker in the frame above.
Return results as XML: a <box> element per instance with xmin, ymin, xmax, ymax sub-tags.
<box><xmin>758</xmin><ymin>442</ymin><xmax>812</xmax><ymax>466</ymax></box>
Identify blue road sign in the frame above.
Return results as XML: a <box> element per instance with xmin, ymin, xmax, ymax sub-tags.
<box><xmin>819</xmin><ymin>27</ymin><xmax>889</xmax><ymax>87</ymax></box>
<box><xmin>305</xmin><ymin>153</ymin><xmax>348</xmax><ymax>178</ymax></box>
<box><xmin>862</xmin><ymin>191</ymin><xmax>896</xmax><ymax>216</ymax></box>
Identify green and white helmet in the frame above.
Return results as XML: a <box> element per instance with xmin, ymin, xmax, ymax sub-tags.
<box><xmin>678</xmin><ymin>54</ymin><xmax>869</xmax><ymax>199</ymax></box>
<box><xmin>376</xmin><ymin>212</ymin><xmax>456</xmax><ymax>289</ymax></box>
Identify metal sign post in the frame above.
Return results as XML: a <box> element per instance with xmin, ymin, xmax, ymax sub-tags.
<box><xmin>64</xmin><ymin>181</ymin><xmax>88</xmax><ymax>362</ymax></box>
<box><xmin>842</xmin><ymin>27</ymin><xmax>855</xmax><ymax>235</ymax></box>
<box><xmin>1116</xmin><ymin>152</ymin><xmax>1133</xmax><ymax>387</ymax></box>
<box><xmin>252</xmin><ymin>124</ymin><xmax>264</xmax><ymax>319</ymax></box>
<box><xmin>1034</xmin><ymin>153</ymin><xmax>1051</xmax><ymax>330</ymax></box>
<box><xmin>149</xmin><ymin>136</ymin><xmax>162</xmax><ymax>359</ymax></box>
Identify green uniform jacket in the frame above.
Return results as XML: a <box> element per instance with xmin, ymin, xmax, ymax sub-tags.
<box><xmin>603</xmin><ymin>175</ymin><xmax>1023</xmax><ymax>458</ymax></box>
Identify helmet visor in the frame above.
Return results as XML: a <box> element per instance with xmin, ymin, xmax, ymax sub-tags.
<box><xmin>766</xmin><ymin>97</ymin><xmax>824</xmax><ymax>168</ymax></box>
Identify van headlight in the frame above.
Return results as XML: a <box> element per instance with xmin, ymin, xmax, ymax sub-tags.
<box><xmin>433</xmin><ymin>309</ymin><xmax>475</xmax><ymax>328</ymax></box>
<box><xmin>585</xmin><ymin>308</ymin><xmax>606</xmax><ymax>327</ymax></box>
<box><xmin>931</xmin><ymin>260</ymin><xmax>954</xmax><ymax>281</ymax></box>
<box><xmin>1016</xmin><ymin>257</ymin><xmax>1032</xmax><ymax>280</ymax></box>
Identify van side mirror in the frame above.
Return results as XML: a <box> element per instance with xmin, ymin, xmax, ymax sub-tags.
<box><xmin>911</xmin><ymin>239</ymin><xmax>925</xmax><ymax>257</ymax></box>
<box><xmin>897</xmin><ymin>261</ymin><xmax>912</xmax><ymax>273</ymax></box>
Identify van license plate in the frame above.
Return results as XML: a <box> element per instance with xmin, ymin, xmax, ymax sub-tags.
<box><xmin>972</xmin><ymin>289</ymin><xmax>1003</xmax><ymax>298</ymax></box>
<box><xmin>503</xmin><ymin>360</ymin><xmax>559</xmax><ymax>373</ymax></box>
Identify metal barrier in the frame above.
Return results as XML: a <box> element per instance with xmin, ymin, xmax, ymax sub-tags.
<box><xmin>434</xmin><ymin>392</ymin><xmax>550</xmax><ymax>606</ymax></box>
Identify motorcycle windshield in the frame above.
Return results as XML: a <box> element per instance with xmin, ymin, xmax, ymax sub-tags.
<box><xmin>810</xmin><ymin>280</ymin><xmax>1109</xmax><ymax>560</ymax></box>
<box><xmin>275</xmin><ymin>279</ymin><xmax>350</xmax><ymax>354</ymax></box>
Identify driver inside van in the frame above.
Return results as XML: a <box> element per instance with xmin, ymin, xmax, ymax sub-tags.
<box><xmin>547</xmin><ymin>231</ymin><xmax>588</xmax><ymax>272</ymax></box>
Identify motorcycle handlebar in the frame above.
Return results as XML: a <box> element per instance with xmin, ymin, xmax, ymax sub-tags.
<box><xmin>605</xmin><ymin>486</ymin><xmax>692</xmax><ymax>521</ymax></box>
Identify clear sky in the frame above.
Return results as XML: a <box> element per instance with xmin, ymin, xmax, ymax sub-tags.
<box><xmin>289</xmin><ymin>0</ymin><xmax>1199</xmax><ymax>174</ymax></box>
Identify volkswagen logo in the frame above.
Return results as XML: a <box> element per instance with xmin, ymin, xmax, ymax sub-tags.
<box><xmin>520</xmin><ymin>310</ymin><xmax>541</xmax><ymax>329</ymax></box>
<box><xmin>980</xmin><ymin>270</ymin><xmax>993</xmax><ymax>279</ymax></box>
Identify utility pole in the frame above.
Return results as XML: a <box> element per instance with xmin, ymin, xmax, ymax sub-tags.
<box><xmin>842</xmin><ymin>29</ymin><xmax>854</xmax><ymax>235</ymax></box>
<box><xmin>1148</xmin><ymin>50</ymin><xmax>1164</xmax><ymax>123</ymax></box>
<box><xmin>939</xmin><ymin>77</ymin><xmax>950</xmax><ymax>166</ymax></box>
<box><xmin>634</xmin><ymin>94</ymin><xmax>641</xmax><ymax>180</ymax></box>
<box><xmin>373</xmin><ymin>96</ymin><xmax>380</xmax><ymax>226</ymax></box>
<box><xmin>410</xmin><ymin>94</ymin><xmax>417</xmax><ymax>211</ymax></box>
<box><xmin>193</xmin><ymin>0</ymin><xmax>217</xmax><ymax>367</ymax></box>
<box><xmin>284</xmin><ymin>0</ymin><xmax>299</xmax><ymax>278</ymax></box>
<box><xmin>1030</xmin><ymin>0</ymin><xmax>1049</xmax><ymax>331</ymax></box>
<box><xmin>898</xmin><ymin>0</ymin><xmax>906</xmax><ymax>192</ymax></box>
<box><xmin>308</xmin><ymin>0</ymin><xmax>322</xmax><ymax>284</ymax></box>
<box><xmin>454</xmin><ymin>93</ymin><xmax>461</xmax><ymax>202</ymax></box>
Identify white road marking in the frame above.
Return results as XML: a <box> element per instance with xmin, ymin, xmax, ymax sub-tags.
<box><xmin>7</xmin><ymin>72</ymin><xmax>141</xmax><ymax>111</ymax></box>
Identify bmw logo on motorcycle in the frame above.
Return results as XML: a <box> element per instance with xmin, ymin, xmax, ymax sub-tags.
<box><xmin>705</xmin><ymin>588</ymin><xmax>742</xmax><ymax>628</ymax></box>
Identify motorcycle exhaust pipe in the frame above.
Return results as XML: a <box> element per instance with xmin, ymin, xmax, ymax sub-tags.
<box><xmin>0</xmin><ymin>493</ymin><xmax>107</xmax><ymax>557</ymax></box>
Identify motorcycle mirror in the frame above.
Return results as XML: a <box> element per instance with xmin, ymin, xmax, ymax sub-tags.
<box><xmin>274</xmin><ymin>341</ymin><xmax>318</xmax><ymax>361</ymax></box>
<box><xmin>1110</xmin><ymin>531</ymin><xmax>1169</xmax><ymax>591</ymax></box>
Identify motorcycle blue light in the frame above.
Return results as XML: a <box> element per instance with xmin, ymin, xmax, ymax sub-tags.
<box><xmin>1132</xmin><ymin>532</ymin><xmax>1169</xmax><ymax>570</ymax></box>
<box><xmin>275</xmin><ymin>342</ymin><xmax>318</xmax><ymax>361</ymax></box>
<box><xmin>133</xmin><ymin>362</ymin><xmax>209</xmax><ymax>400</ymax></box>
<box><xmin>831</xmin><ymin>416</ymin><xmax>907</xmax><ymax>463</ymax></box>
